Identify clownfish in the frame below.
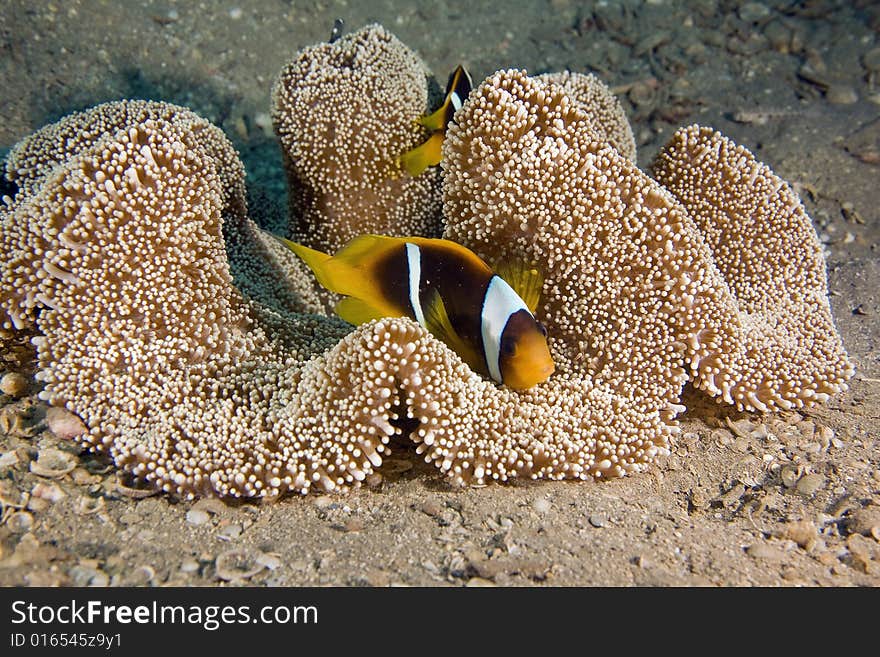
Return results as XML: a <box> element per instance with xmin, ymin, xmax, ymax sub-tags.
<box><xmin>397</xmin><ymin>65</ymin><xmax>473</xmax><ymax>177</ymax></box>
<box><xmin>281</xmin><ymin>235</ymin><xmax>555</xmax><ymax>390</ymax></box>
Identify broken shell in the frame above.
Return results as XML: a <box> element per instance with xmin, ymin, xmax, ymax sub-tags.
<box><xmin>46</xmin><ymin>407</ymin><xmax>87</xmax><ymax>440</ymax></box>
<box><xmin>0</xmin><ymin>372</ymin><xmax>28</xmax><ymax>397</ymax></box>
<box><xmin>30</xmin><ymin>448</ymin><xmax>77</xmax><ymax>478</ymax></box>
<box><xmin>128</xmin><ymin>565</ymin><xmax>156</xmax><ymax>585</ymax></box>
<box><xmin>256</xmin><ymin>552</ymin><xmax>283</xmax><ymax>571</ymax></box>
<box><xmin>215</xmin><ymin>548</ymin><xmax>266</xmax><ymax>581</ymax></box>
<box><xmin>114</xmin><ymin>475</ymin><xmax>158</xmax><ymax>499</ymax></box>
<box><xmin>76</xmin><ymin>495</ymin><xmax>106</xmax><ymax>515</ymax></box>
<box><xmin>6</xmin><ymin>510</ymin><xmax>34</xmax><ymax>533</ymax></box>
<box><xmin>780</xmin><ymin>465</ymin><xmax>800</xmax><ymax>488</ymax></box>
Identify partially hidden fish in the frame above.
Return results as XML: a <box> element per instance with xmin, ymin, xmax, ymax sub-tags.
<box><xmin>397</xmin><ymin>65</ymin><xmax>473</xmax><ymax>177</ymax></box>
<box><xmin>282</xmin><ymin>235</ymin><xmax>554</xmax><ymax>390</ymax></box>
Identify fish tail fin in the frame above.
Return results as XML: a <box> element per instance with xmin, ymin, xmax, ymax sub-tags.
<box><xmin>325</xmin><ymin>235</ymin><xmax>410</xmax><ymax>322</ymax></box>
<box><xmin>396</xmin><ymin>132</ymin><xmax>444</xmax><ymax>177</ymax></box>
<box><xmin>279</xmin><ymin>238</ymin><xmax>338</xmax><ymax>291</ymax></box>
<box><xmin>417</xmin><ymin>104</ymin><xmax>449</xmax><ymax>132</ymax></box>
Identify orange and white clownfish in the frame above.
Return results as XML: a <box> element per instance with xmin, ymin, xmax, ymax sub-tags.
<box><xmin>281</xmin><ymin>235</ymin><xmax>555</xmax><ymax>390</ymax></box>
<box><xmin>397</xmin><ymin>65</ymin><xmax>473</xmax><ymax>177</ymax></box>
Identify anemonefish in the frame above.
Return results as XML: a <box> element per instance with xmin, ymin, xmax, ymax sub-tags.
<box><xmin>281</xmin><ymin>235</ymin><xmax>555</xmax><ymax>390</ymax></box>
<box><xmin>397</xmin><ymin>65</ymin><xmax>473</xmax><ymax>177</ymax></box>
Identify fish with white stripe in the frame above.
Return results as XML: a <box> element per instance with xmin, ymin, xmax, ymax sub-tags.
<box><xmin>397</xmin><ymin>65</ymin><xmax>473</xmax><ymax>177</ymax></box>
<box><xmin>281</xmin><ymin>235</ymin><xmax>555</xmax><ymax>390</ymax></box>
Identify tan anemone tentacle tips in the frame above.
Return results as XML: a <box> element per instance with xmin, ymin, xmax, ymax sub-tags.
<box><xmin>442</xmin><ymin>69</ymin><xmax>737</xmax><ymax>478</ymax></box>
<box><xmin>536</xmin><ymin>71</ymin><xmax>637</xmax><ymax>162</ymax></box>
<box><xmin>0</xmin><ymin>100</ymin><xmax>327</xmax><ymax>333</ymax></box>
<box><xmin>2</xmin><ymin>109</ymin><xmax>355</xmax><ymax>497</ymax></box>
<box><xmin>653</xmin><ymin>125</ymin><xmax>854</xmax><ymax>411</ymax></box>
<box><xmin>272</xmin><ymin>24</ymin><xmax>443</xmax><ymax>253</ymax></box>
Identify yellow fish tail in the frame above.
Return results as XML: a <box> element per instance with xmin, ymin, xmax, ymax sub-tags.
<box><xmin>396</xmin><ymin>132</ymin><xmax>444</xmax><ymax>177</ymax></box>
<box><xmin>279</xmin><ymin>238</ymin><xmax>337</xmax><ymax>290</ymax></box>
<box><xmin>281</xmin><ymin>235</ymin><xmax>408</xmax><ymax>324</ymax></box>
<box><xmin>417</xmin><ymin>104</ymin><xmax>448</xmax><ymax>132</ymax></box>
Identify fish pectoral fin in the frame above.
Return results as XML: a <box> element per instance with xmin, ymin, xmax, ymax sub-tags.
<box><xmin>493</xmin><ymin>258</ymin><xmax>544</xmax><ymax>313</ymax></box>
<box><xmin>417</xmin><ymin>104</ymin><xmax>449</xmax><ymax>132</ymax></box>
<box><xmin>423</xmin><ymin>289</ymin><xmax>482</xmax><ymax>371</ymax></box>
<box><xmin>334</xmin><ymin>297</ymin><xmax>393</xmax><ymax>326</ymax></box>
<box><xmin>396</xmin><ymin>132</ymin><xmax>444</xmax><ymax>177</ymax></box>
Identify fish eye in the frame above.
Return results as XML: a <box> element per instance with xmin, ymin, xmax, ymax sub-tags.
<box><xmin>536</xmin><ymin>321</ymin><xmax>547</xmax><ymax>337</ymax></box>
<box><xmin>501</xmin><ymin>340</ymin><xmax>516</xmax><ymax>356</ymax></box>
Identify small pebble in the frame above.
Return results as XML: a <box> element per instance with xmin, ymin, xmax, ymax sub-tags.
<box><xmin>26</xmin><ymin>497</ymin><xmax>50</xmax><ymax>513</ymax></box>
<box><xmin>863</xmin><ymin>47</ymin><xmax>880</xmax><ymax>73</ymax></box>
<box><xmin>588</xmin><ymin>513</ymin><xmax>606</xmax><ymax>528</ymax></box>
<box><xmin>747</xmin><ymin>542</ymin><xmax>785</xmax><ymax>562</ymax></box>
<box><xmin>0</xmin><ymin>372</ymin><xmax>28</xmax><ymax>397</ymax></box>
<box><xmin>128</xmin><ymin>565</ymin><xmax>155</xmax><ymax>586</ymax></box>
<box><xmin>419</xmin><ymin>499</ymin><xmax>444</xmax><ymax>518</ymax></box>
<box><xmin>465</xmin><ymin>577</ymin><xmax>497</xmax><ymax>587</ymax></box>
<box><xmin>31</xmin><ymin>482</ymin><xmax>65</xmax><ymax>503</ymax></box>
<box><xmin>825</xmin><ymin>85</ymin><xmax>858</xmax><ymax>105</ymax></box>
<box><xmin>847</xmin><ymin>505</ymin><xmax>880</xmax><ymax>537</ymax></box>
<box><xmin>186</xmin><ymin>509</ymin><xmax>211</xmax><ymax>526</ymax></box>
<box><xmin>256</xmin><ymin>552</ymin><xmax>283</xmax><ymax>571</ymax></box>
<box><xmin>343</xmin><ymin>518</ymin><xmax>365</xmax><ymax>533</ymax></box>
<box><xmin>46</xmin><ymin>407</ymin><xmax>87</xmax><ymax>440</ymax></box>
<box><xmin>780</xmin><ymin>519</ymin><xmax>817</xmax><ymax>550</ymax></box>
<box><xmin>253</xmin><ymin>112</ymin><xmax>273</xmax><ymax>138</ymax></box>
<box><xmin>532</xmin><ymin>497</ymin><xmax>551</xmax><ymax>514</ymax></box>
<box><xmin>180</xmin><ymin>559</ymin><xmax>200</xmax><ymax>574</ymax></box>
<box><xmin>217</xmin><ymin>523</ymin><xmax>243</xmax><ymax>541</ymax></box>
<box><xmin>0</xmin><ymin>450</ymin><xmax>18</xmax><ymax>468</ymax></box>
<box><xmin>796</xmin><ymin>473</ymin><xmax>825</xmax><ymax>496</ymax></box>
<box><xmin>68</xmin><ymin>564</ymin><xmax>108</xmax><ymax>587</ymax></box>
<box><xmin>192</xmin><ymin>498</ymin><xmax>227</xmax><ymax>516</ymax></box>
<box><xmin>313</xmin><ymin>495</ymin><xmax>334</xmax><ymax>510</ymax></box>
<box><xmin>738</xmin><ymin>2</ymin><xmax>770</xmax><ymax>22</ymax></box>
<box><xmin>228</xmin><ymin>7</ymin><xmax>243</xmax><ymax>20</ymax></box>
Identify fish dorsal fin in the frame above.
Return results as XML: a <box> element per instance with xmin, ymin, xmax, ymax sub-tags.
<box><xmin>423</xmin><ymin>289</ymin><xmax>482</xmax><ymax>372</ymax></box>
<box><xmin>396</xmin><ymin>132</ymin><xmax>444</xmax><ymax>177</ymax></box>
<box><xmin>417</xmin><ymin>65</ymin><xmax>472</xmax><ymax>133</ymax></box>
<box><xmin>493</xmin><ymin>259</ymin><xmax>543</xmax><ymax>313</ymax></box>
<box><xmin>334</xmin><ymin>297</ymin><xmax>389</xmax><ymax>326</ymax></box>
